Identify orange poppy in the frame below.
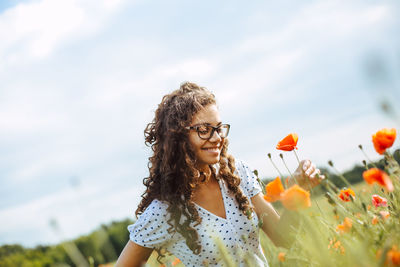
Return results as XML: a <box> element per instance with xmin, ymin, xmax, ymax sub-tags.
<box><xmin>280</xmin><ymin>184</ymin><xmax>311</xmax><ymax>210</ymax></box>
<box><xmin>264</xmin><ymin>177</ymin><xmax>285</xmax><ymax>202</ymax></box>
<box><xmin>363</xmin><ymin>168</ymin><xmax>394</xmax><ymax>192</ymax></box>
<box><xmin>172</xmin><ymin>258</ymin><xmax>181</xmax><ymax>266</ymax></box>
<box><xmin>372</xmin><ymin>128</ymin><xmax>396</xmax><ymax>154</ymax></box>
<box><xmin>328</xmin><ymin>238</ymin><xmax>345</xmax><ymax>254</ymax></box>
<box><xmin>278</xmin><ymin>252</ymin><xmax>286</xmax><ymax>262</ymax></box>
<box><xmin>276</xmin><ymin>133</ymin><xmax>298</xmax><ymax>151</ymax></box>
<box><xmin>371</xmin><ymin>194</ymin><xmax>388</xmax><ymax>208</ymax></box>
<box><xmin>336</xmin><ymin>217</ymin><xmax>352</xmax><ymax>234</ymax></box>
<box><xmin>372</xmin><ymin>215</ymin><xmax>379</xmax><ymax>225</ymax></box>
<box><xmin>338</xmin><ymin>188</ymin><xmax>355</xmax><ymax>202</ymax></box>
<box><xmin>379</xmin><ymin>210</ymin><xmax>390</xmax><ymax>219</ymax></box>
<box><xmin>386</xmin><ymin>246</ymin><xmax>400</xmax><ymax>266</ymax></box>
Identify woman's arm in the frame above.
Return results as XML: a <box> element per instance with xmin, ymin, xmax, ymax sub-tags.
<box><xmin>251</xmin><ymin>193</ymin><xmax>288</xmax><ymax>247</ymax></box>
<box><xmin>252</xmin><ymin>193</ymin><xmax>302</xmax><ymax>248</ymax></box>
<box><xmin>251</xmin><ymin>159</ymin><xmax>322</xmax><ymax>247</ymax></box>
<box><xmin>115</xmin><ymin>241</ymin><xmax>153</xmax><ymax>267</ymax></box>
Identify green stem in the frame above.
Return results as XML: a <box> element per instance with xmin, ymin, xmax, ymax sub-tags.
<box><xmin>358</xmin><ymin>145</ymin><xmax>378</xmax><ymax>168</ymax></box>
<box><xmin>267</xmin><ymin>154</ymin><xmax>286</xmax><ymax>188</ymax></box>
<box><xmin>329</xmin><ymin>164</ymin><xmax>352</xmax><ymax>188</ymax></box>
<box><xmin>279</xmin><ymin>154</ymin><xmax>297</xmax><ymax>183</ymax></box>
<box><xmin>293</xmin><ymin>149</ymin><xmax>301</xmax><ymax>164</ymax></box>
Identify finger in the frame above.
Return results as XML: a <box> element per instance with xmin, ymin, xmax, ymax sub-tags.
<box><xmin>305</xmin><ymin>163</ymin><xmax>316</xmax><ymax>176</ymax></box>
<box><xmin>302</xmin><ymin>159</ymin><xmax>311</xmax><ymax>171</ymax></box>
<box><xmin>309</xmin><ymin>168</ymin><xmax>320</xmax><ymax>179</ymax></box>
<box><xmin>309</xmin><ymin>169</ymin><xmax>321</xmax><ymax>186</ymax></box>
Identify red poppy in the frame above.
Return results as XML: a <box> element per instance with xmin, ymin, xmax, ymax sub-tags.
<box><xmin>276</xmin><ymin>133</ymin><xmax>298</xmax><ymax>151</ymax></box>
<box><xmin>371</xmin><ymin>194</ymin><xmax>388</xmax><ymax>208</ymax></box>
<box><xmin>372</xmin><ymin>128</ymin><xmax>396</xmax><ymax>154</ymax></box>
<box><xmin>263</xmin><ymin>177</ymin><xmax>284</xmax><ymax>202</ymax></box>
<box><xmin>280</xmin><ymin>184</ymin><xmax>311</xmax><ymax>210</ymax></box>
<box><xmin>363</xmin><ymin>168</ymin><xmax>394</xmax><ymax>192</ymax></box>
<box><xmin>338</xmin><ymin>188</ymin><xmax>355</xmax><ymax>202</ymax></box>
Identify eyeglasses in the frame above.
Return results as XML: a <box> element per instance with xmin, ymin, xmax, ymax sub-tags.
<box><xmin>185</xmin><ymin>124</ymin><xmax>230</xmax><ymax>140</ymax></box>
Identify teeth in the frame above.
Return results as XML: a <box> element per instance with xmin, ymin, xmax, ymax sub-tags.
<box><xmin>204</xmin><ymin>148</ymin><xmax>219</xmax><ymax>152</ymax></box>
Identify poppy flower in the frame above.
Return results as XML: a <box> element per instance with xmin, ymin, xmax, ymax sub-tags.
<box><xmin>386</xmin><ymin>246</ymin><xmax>400</xmax><ymax>266</ymax></box>
<box><xmin>338</xmin><ymin>188</ymin><xmax>355</xmax><ymax>202</ymax></box>
<box><xmin>172</xmin><ymin>258</ymin><xmax>181</xmax><ymax>266</ymax></box>
<box><xmin>363</xmin><ymin>168</ymin><xmax>394</xmax><ymax>192</ymax></box>
<box><xmin>372</xmin><ymin>128</ymin><xmax>396</xmax><ymax>154</ymax></box>
<box><xmin>263</xmin><ymin>177</ymin><xmax>284</xmax><ymax>202</ymax></box>
<box><xmin>278</xmin><ymin>252</ymin><xmax>285</xmax><ymax>262</ymax></box>
<box><xmin>371</xmin><ymin>194</ymin><xmax>388</xmax><ymax>208</ymax></box>
<box><xmin>276</xmin><ymin>133</ymin><xmax>298</xmax><ymax>151</ymax></box>
<box><xmin>379</xmin><ymin>210</ymin><xmax>390</xmax><ymax>219</ymax></box>
<box><xmin>336</xmin><ymin>217</ymin><xmax>352</xmax><ymax>234</ymax></box>
<box><xmin>371</xmin><ymin>211</ymin><xmax>389</xmax><ymax>225</ymax></box>
<box><xmin>328</xmin><ymin>238</ymin><xmax>345</xmax><ymax>254</ymax></box>
<box><xmin>372</xmin><ymin>215</ymin><xmax>379</xmax><ymax>225</ymax></box>
<box><xmin>280</xmin><ymin>184</ymin><xmax>311</xmax><ymax>210</ymax></box>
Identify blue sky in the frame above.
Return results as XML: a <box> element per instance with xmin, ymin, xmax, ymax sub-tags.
<box><xmin>0</xmin><ymin>0</ymin><xmax>399</xmax><ymax>247</ymax></box>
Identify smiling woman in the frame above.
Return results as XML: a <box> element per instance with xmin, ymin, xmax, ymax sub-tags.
<box><xmin>115</xmin><ymin>82</ymin><xmax>322</xmax><ymax>267</ymax></box>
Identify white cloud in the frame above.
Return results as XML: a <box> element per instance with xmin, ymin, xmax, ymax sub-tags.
<box><xmin>0</xmin><ymin>0</ymin><xmax>127</xmax><ymax>65</ymax></box>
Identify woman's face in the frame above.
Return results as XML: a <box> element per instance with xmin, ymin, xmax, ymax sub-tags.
<box><xmin>188</xmin><ymin>104</ymin><xmax>224</xmax><ymax>171</ymax></box>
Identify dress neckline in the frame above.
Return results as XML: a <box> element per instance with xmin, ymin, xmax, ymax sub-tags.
<box><xmin>193</xmin><ymin>178</ymin><xmax>228</xmax><ymax>221</ymax></box>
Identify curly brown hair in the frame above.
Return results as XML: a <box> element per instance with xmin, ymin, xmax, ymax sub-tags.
<box><xmin>136</xmin><ymin>82</ymin><xmax>254</xmax><ymax>255</ymax></box>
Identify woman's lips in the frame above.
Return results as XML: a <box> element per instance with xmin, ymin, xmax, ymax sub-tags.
<box><xmin>202</xmin><ymin>147</ymin><xmax>220</xmax><ymax>152</ymax></box>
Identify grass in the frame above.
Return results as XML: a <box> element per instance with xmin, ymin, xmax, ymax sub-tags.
<box><xmin>144</xmin><ymin>143</ymin><xmax>400</xmax><ymax>267</ymax></box>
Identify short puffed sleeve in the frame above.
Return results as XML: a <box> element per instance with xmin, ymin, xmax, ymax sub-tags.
<box><xmin>128</xmin><ymin>199</ymin><xmax>175</xmax><ymax>249</ymax></box>
<box><xmin>235</xmin><ymin>160</ymin><xmax>262</xmax><ymax>198</ymax></box>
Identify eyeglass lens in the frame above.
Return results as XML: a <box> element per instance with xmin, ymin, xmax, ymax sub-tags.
<box><xmin>197</xmin><ymin>125</ymin><xmax>229</xmax><ymax>139</ymax></box>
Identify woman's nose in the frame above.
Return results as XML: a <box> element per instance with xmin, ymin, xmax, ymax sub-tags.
<box><xmin>209</xmin><ymin>129</ymin><xmax>222</xmax><ymax>142</ymax></box>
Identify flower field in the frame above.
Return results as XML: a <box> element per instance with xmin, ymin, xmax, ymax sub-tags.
<box><xmin>149</xmin><ymin>128</ymin><xmax>400</xmax><ymax>267</ymax></box>
<box><xmin>259</xmin><ymin>128</ymin><xmax>399</xmax><ymax>267</ymax></box>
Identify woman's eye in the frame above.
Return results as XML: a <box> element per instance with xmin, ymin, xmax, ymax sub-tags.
<box><xmin>197</xmin><ymin>126</ymin><xmax>210</xmax><ymax>134</ymax></box>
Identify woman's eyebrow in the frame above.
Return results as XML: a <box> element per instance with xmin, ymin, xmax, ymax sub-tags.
<box><xmin>192</xmin><ymin>121</ymin><xmax>222</xmax><ymax>126</ymax></box>
<box><xmin>201</xmin><ymin>122</ymin><xmax>222</xmax><ymax>126</ymax></box>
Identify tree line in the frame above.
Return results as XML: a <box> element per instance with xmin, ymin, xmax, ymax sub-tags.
<box><xmin>0</xmin><ymin>218</ymin><xmax>133</xmax><ymax>267</ymax></box>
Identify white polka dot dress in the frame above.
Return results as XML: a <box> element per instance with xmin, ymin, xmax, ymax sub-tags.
<box><xmin>128</xmin><ymin>160</ymin><xmax>269</xmax><ymax>266</ymax></box>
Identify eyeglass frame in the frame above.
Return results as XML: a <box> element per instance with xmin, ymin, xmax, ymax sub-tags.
<box><xmin>185</xmin><ymin>123</ymin><xmax>230</xmax><ymax>140</ymax></box>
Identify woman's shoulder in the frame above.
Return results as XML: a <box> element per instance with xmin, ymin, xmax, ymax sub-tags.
<box><xmin>128</xmin><ymin>198</ymin><xmax>175</xmax><ymax>249</ymax></box>
<box><xmin>128</xmin><ymin>199</ymin><xmax>172</xmax><ymax>233</ymax></box>
<box><xmin>234</xmin><ymin>158</ymin><xmax>254</xmax><ymax>174</ymax></box>
<box><xmin>139</xmin><ymin>198</ymin><xmax>170</xmax><ymax>217</ymax></box>
<box><xmin>232</xmin><ymin>159</ymin><xmax>261</xmax><ymax>198</ymax></box>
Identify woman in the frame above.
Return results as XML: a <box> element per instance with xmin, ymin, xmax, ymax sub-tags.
<box><xmin>116</xmin><ymin>82</ymin><xmax>322</xmax><ymax>266</ymax></box>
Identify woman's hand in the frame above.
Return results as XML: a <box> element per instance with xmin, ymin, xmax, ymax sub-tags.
<box><xmin>289</xmin><ymin>159</ymin><xmax>324</xmax><ymax>189</ymax></box>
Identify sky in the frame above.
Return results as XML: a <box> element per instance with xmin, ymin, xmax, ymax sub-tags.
<box><xmin>0</xmin><ymin>0</ymin><xmax>399</xmax><ymax>247</ymax></box>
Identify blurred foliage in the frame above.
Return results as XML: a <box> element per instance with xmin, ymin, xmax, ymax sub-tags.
<box><xmin>0</xmin><ymin>219</ymin><xmax>133</xmax><ymax>267</ymax></box>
